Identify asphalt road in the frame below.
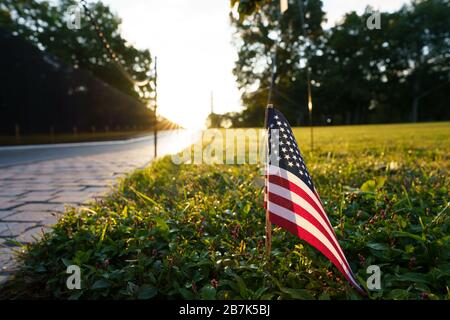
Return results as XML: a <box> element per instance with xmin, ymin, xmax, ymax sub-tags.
<box><xmin>0</xmin><ymin>129</ymin><xmax>200</xmax><ymax>168</ymax></box>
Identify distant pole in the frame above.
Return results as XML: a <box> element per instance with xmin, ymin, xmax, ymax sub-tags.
<box><xmin>307</xmin><ymin>69</ymin><xmax>313</xmax><ymax>152</ymax></box>
<box><xmin>154</xmin><ymin>56</ymin><xmax>158</xmax><ymax>158</ymax></box>
<box><xmin>297</xmin><ymin>0</ymin><xmax>314</xmax><ymax>152</ymax></box>
<box><xmin>210</xmin><ymin>91</ymin><xmax>214</xmax><ymax>115</ymax></box>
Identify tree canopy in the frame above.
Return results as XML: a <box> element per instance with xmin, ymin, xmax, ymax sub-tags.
<box><xmin>223</xmin><ymin>0</ymin><xmax>449</xmax><ymax>127</ymax></box>
<box><xmin>0</xmin><ymin>0</ymin><xmax>153</xmax><ymax>104</ymax></box>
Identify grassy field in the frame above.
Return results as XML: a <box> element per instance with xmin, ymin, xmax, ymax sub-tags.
<box><xmin>1</xmin><ymin>122</ymin><xmax>449</xmax><ymax>299</ymax></box>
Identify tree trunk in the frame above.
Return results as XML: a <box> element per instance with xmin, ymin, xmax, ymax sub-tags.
<box><xmin>412</xmin><ymin>97</ymin><xmax>419</xmax><ymax>123</ymax></box>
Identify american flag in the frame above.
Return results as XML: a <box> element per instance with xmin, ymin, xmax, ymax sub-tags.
<box><xmin>265</xmin><ymin>106</ymin><xmax>364</xmax><ymax>293</ymax></box>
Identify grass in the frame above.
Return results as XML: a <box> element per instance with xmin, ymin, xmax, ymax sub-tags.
<box><xmin>1</xmin><ymin>122</ymin><xmax>449</xmax><ymax>300</ymax></box>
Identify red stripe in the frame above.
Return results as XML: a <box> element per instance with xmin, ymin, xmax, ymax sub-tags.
<box><xmin>268</xmin><ymin>174</ymin><xmax>356</xmax><ymax>282</ymax></box>
<box><xmin>313</xmin><ymin>188</ymin><xmax>339</xmax><ymax>239</ymax></box>
<box><xmin>269</xmin><ymin>212</ymin><xmax>362</xmax><ymax>292</ymax></box>
<box><xmin>268</xmin><ymin>192</ymin><xmax>352</xmax><ymax>274</ymax></box>
<box><xmin>267</xmin><ymin>172</ymin><xmax>359</xmax><ymax>288</ymax></box>
<box><xmin>268</xmin><ymin>174</ymin><xmax>336</xmax><ymax>239</ymax></box>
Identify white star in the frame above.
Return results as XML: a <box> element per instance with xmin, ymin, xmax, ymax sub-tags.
<box><xmin>282</xmin><ymin>148</ymin><xmax>287</xmax><ymax>152</ymax></box>
<box><xmin>277</xmin><ymin>121</ymin><xmax>282</xmax><ymax>125</ymax></box>
<box><xmin>288</xmin><ymin>162</ymin><xmax>294</xmax><ymax>167</ymax></box>
<box><xmin>274</xmin><ymin>115</ymin><xmax>279</xmax><ymax>119</ymax></box>
<box><xmin>286</xmin><ymin>141</ymin><xmax>291</xmax><ymax>145</ymax></box>
<box><xmin>284</xmin><ymin>155</ymin><xmax>290</xmax><ymax>160</ymax></box>
<box><xmin>280</xmin><ymin>128</ymin><xmax>285</xmax><ymax>132</ymax></box>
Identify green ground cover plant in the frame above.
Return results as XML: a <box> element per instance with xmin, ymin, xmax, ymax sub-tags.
<box><xmin>1</xmin><ymin>123</ymin><xmax>449</xmax><ymax>299</ymax></box>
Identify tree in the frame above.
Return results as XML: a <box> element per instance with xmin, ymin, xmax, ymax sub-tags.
<box><xmin>229</xmin><ymin>0</ymin><xmax>450</xmax><ymax>126</ymax></box>
<box><xmin>0</xmin><ymin>0</ymin><xmax>153</xmax><ymax>104</ymax></box>
<box><xmin>231</xmin><ymin>0</ymin><xmax>326</xmax><ymax>126</ymax></box>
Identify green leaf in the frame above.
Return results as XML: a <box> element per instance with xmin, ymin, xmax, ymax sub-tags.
<box><xmin>179</xmin><ymin>288</ymin><xmax>194</xmax><ymax>299</ymax></box>
<box><xmin>200</xmin><ymin>284</ymin><xmax>216</xmax><ymax>300</ymax></box>
<box><xmin>154</xmin><ymin>217</ymin><xmax>169</xmax><ymax>233</ymax></box>
<box><xmin>391</xmin><ymin>231</ymin><xmax>426</xmax><ymax>243</ymax></box>
<box><xmin>360</xmin><ymin>180</ymin><xmax>376</xmax><ymax>193</ymax></box>
<box><xmin>376</xmin><ymin>176</ymin><xmax>387</xmax><ymax>189</ymax></box>
<box><xmin>388</xmin><ymin>289</ymin><xmax>410</xmax><ymax>300</ymax></box>
<box><xmin>318</xmin><ymin>293</ymin><xmax>331</xmax><ymax>300</ymax></box>
<box><xmin>394</xmin><ymin>273</ymin><xmax>431</xmax><ymax>285</ymax></box>
<box><xmin>68</xmin><ymin>290</ymin><xmax>84</xmax><ymax>300</ymax></box>
<box><xmin>366</xmin><ymin>243</ymin><xmax>390</xmax><ymax>251</ymax></box>
<box><xmin>91</xmin><ymin>279</ymin><xmax>110</xmax><ymax>290</ymax></box>
<box><xmin>137</xmin><ymin>285</ymin><xmax>158</xmax><ymax>299</ymax></box>
<box><xmin>61</xmin><ymin>258</ymin><xmax>72</xmax><ymax>267</ymax></box>
<box><xmin>280</xmin><ymin>288</ymin><xmax>314</xmax><ymax>300</ymax></box>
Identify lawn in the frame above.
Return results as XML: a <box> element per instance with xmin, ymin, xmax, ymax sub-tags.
<box><xmin>1</xmin><ymin>122</ymin><xmax>449</xmax><ymax>299</ymax></box>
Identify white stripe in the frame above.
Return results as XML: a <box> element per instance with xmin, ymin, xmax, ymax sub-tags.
<box><xmin>268</xmin><ymin>182</ymin><xmax>351</xmax><ymax>268</ymax></box>
<box><xmin>269</xmin><ymin>165</ymin><xmax>324</xmax><ymax>214</ymax></box>
<box><xmin>269</xmin><ymin>165</ymin><xmax>343</xmax><ymax>260</ymax></box>
<box><xmin>268</xmin><ymin>201</ymin><xmax>360</xmax><ymax>288</ymax></box>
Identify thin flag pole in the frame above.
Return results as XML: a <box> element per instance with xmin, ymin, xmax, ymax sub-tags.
<box><xmin>264</xmin><ymin>104</ymin><xmax>273</xmax><ymax>257</ymax></box>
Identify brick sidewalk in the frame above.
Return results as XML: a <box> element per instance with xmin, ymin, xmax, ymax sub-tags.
<box><xmin>0</xmin><ymin>148</ymin><xmax>153</xmax><ymax>283</ymax></box>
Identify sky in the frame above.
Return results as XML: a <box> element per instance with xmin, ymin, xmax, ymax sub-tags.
<box><xmin>98</xmin><ymin>0</ymin><xmax>411</xmax><ymax>129</ymax></box>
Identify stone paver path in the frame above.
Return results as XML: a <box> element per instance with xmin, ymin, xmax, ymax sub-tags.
<box><xmin>0</xmin><ymin>149</ymin><xmax>152</xmax><ymax>283</ymax></box>
<box><xmin>0</xmin><ymin>130</ymin><xmax>200</xmax><ymax>284</ymax></box>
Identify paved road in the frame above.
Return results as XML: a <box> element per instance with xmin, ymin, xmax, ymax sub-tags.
<box><xmin>0</xmin><ymin>129</ymin><xmax>200</xmax><ymax>283</ymax></box>
<box><xmin>0</xmin><ymin>130</ymin><xmax>194</xmax><ymax>167</ymax></box>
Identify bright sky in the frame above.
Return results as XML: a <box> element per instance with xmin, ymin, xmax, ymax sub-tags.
<box><xmin>98</xmin><ymin>0</ymin><xmax>411</xmax><ymax>129</ymax></box>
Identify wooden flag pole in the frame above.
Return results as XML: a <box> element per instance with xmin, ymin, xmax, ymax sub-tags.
<box><xmin>264</xmin><ymin>104</ymin><xmax>273</xmax><ymax>257</ymax></box>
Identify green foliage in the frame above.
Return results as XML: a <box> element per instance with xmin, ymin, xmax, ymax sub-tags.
<box><xmin>1</xmin><ymin>123</ymin><xmax>449</xmax><ymax>299</ymax></box>
<box><xmin>230</xmin><ymin>0</ymin><xmax>450</xmax><ymax>126</ymax></box>
<box><xmin>0</xmin><ymin>0</ymin><xmax>153</xmax><ymax>103</ymax></box>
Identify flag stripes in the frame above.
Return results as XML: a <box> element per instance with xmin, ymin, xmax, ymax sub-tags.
<box><xmin>265</xmin><ymin>106</ymin><xmax>364</xmax><ymax>293</ymax></box>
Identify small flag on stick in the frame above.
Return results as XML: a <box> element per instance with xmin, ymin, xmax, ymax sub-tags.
<box><xmin>264</xmin><ymin>106</ymin><xmax>364</xmax><ymax>294</ymax></box>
